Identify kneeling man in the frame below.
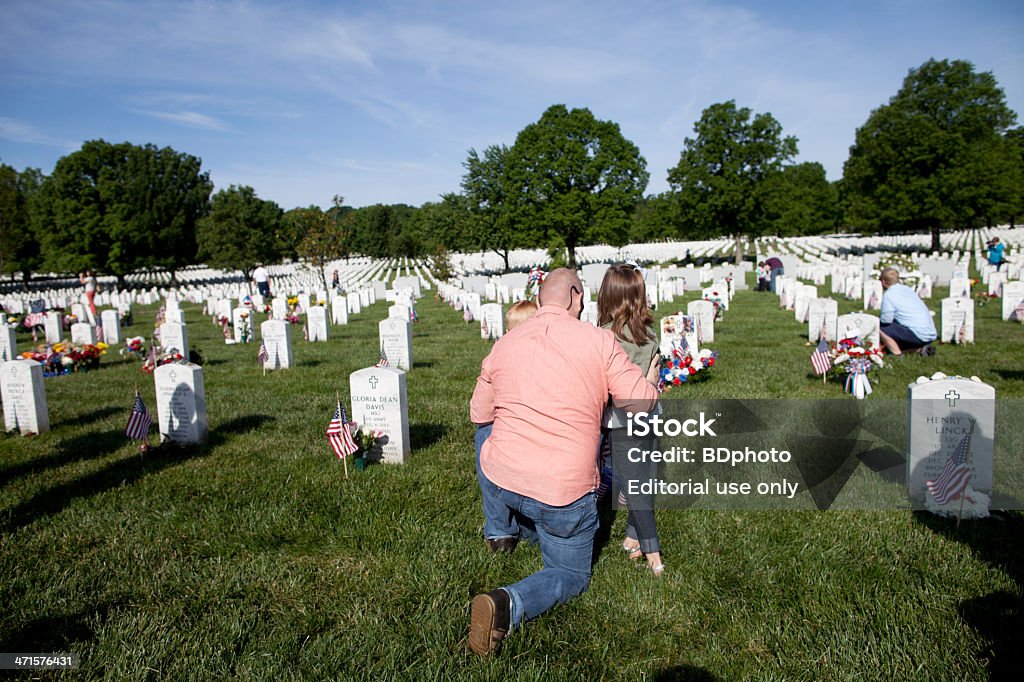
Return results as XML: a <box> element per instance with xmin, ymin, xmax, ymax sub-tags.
<box><xmin>879</xmin><ymin>267</ymin><xmax>937</xmax><ymax>356</ymax></box>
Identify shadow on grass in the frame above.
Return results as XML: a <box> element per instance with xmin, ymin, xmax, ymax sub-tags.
<box><xmin>913</xmin><ymin>510</ymin><xmax>1024</xmax><ymax>681</ymax></box>
<box><xmin>653</xmin><ymin>665</ymin><xmax>721</xmax><ymax>681</ymax></box>
<box><xmin>410</xmin><ymin>423</ymin><xmax>447</xmax><ymax>450</ymax></box>
<box><xmin>203</xmin><ymin>358</ymin><xmax>228</xmax><ymax>367</ymax></box>
<box><xmin>297</xmin><ymin>359</ymin><xmax>323</xmax><ymax>368</ymax></box>
<box><xmin>0</xmin><ymin>427</ymin><xmax>126</xmax><ymax>488</ymax></box>
<box><xmin>0</xmin><ymin>415</ymin><xmax>274</xmax><ymax>533</ymax></box>
<box><xmin>0</xmin><ymin>599</ymin><xmax>128</xmax><ymax>653</ymax></box>
<box><xmin>992</xmin><ymin>368</ymin><xmax>1024</xmax><ymax>382</ymax></box>
<box><xmin>413</xmin><ymin>360</ymin><xmax>435</xmax><ymax>369</ymax></box>
<box><xmin>56</xmin><ymin>405</ymin><xmax>122</xmax><ymax>429</ymax></box>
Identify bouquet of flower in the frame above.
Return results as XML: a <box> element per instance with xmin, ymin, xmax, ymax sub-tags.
<box><xmin>239</xmin><ymin>312</ymin><xmax>251</xmax><ymax>343</ymax></box>
<box><xmin>120</xmin><ymin>336</ymin><xmax>146</xmax><ymax>359</ymax></box>
<box><xmin>218</xmin><ymin>316</ymin><xmax>231</xmax><ymax>339</ymax></box>
<box><xmin>658</xmin><ymin>346</ymin><xmax>718</xmax><ymax>391</ymax></box>
<box><xmin>703</xmin><ymin>290</ymin><xmax>725</xmax><ymax>321</ymax></box>
<box><xmin>828</xmin><ymin>337</ymin><xmax>885</xmax><ymax>399</ymax></box>
<box><xmin>21</xmin><ymin>341</ymin><xmax>108</xmax><ymax>375</ymax></box>
<box><xmin>351</xmin><ymin>423</ymin><xmax>387</xmax><ymax>452</ymax></box>
<box><xmin>142</xmin><ymin>347</ymin><xmax>186</xmax><ymax>374</ymax></box>
<box><xmin>975</xmin><ymin>291</ymin><xmax>999</xmax><ymax>307</ymax></box>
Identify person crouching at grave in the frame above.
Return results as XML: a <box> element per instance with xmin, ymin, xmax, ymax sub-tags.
<box><xmin>986</xmin><ymin>237</ymin><xmax>1005</xmax><ymax>271</ymax></box>
<box><xmin>879</xmin><ymin>268</ymin><xmax>937</xmax><ymax>356</ymax></box>
<box><xmin>473</xmin><ymin>298</ymin><xmax>540</xmax><ymax>555</ymax></box>
<box><xmin>468</xmin><ymin>268</ymin><xmax>659</xmax><ymax>657</ymax></box>
<box><xmin>764</xmin><ymin>256</ymin><xmax>784</xmax><ymax>293</ymax></box>
<box><xmin>597</xmin><ymin>264</ymin><xmax>664</xmax><ymax>576</ymax></box>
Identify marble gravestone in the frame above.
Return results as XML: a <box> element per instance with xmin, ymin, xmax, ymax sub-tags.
<box><xmin>332</xmin><ymin>296</ymin><xmax>349</xmax><ymax>325</ymax></box>
<box><xmin>71</xmin><ymin>322</ymin><xmax>96</xmax><ymax>346</ymax></box>
<box><xmin>347</xmin><ymin>292</ymin><xmax>362</xmax><ymax>316</ymax></box>
<box><xmin>272</xmin><ymin>297</ymin><xmax>288</xmax><ymax>320</ymax></box>
<box><xmin>101</xmin><ymin>310</ymin><xmax>121</xmax><ymax>345</ymax></box>
<box><xmin>71</xmin><ymin>303</ymin><xmax>87</xmax><ymax>323</ymax></box>
<box><xmin>44</xmin><ymin>312</ymin><xmax>63</xmax><ymax>344</ymax></box>
<box><xmin>479</xmin><ymin>303</ymin><xmax>504</xmax><ymax>339</ymax></box>
<box><xmin>464</xmin><ymin>293</ymin><xmax>482</xmax><ymax>321</ymax></box>
<box><xmin>906</xmin><ymin>376</ymin><xmax>994</xmax><ymax>508</ymax></box>
<box><xmin>165</xmin><ymin>308</ymin><xmax>186</xmax><ymax>324</ymax></box>
<box><xmin>160</xmin><ymin>321</ymin><xmax>189</xmax><ymax>356</ymax></box>
<box><xmin>1001</xmin><ymin>281</ymin><xmax>1024</xmax><ymax>321</ymax></box>
<box><xmin>378</xmin><ymin>317</ymin><xmax>413</xmax><ymax>371</ymax></box>
<box><xmin>233</xmin><ymin>308</ymin><xmax>254</xmax><ymax>343</ymax></box>
<box><xmin>217</xmin><ymin>300</ymin><xmax>234</xmax><ymax>323</ymax></box>
<box><xmin>297</xmin><ymin>293</ymin><xmax>311</xmax><ymax>313</ymax></box>
<box><xmin>807</xmin><ymin>298</ymin><xmax>839</xmax><ymax>342</ymax></box>
<box><xmin>260</xmin><ymin>319</ymin><xmax>292</xmax><ymax>369</ymax></box>
<box><xmin>307</xmin><ymin>306</ymin><xmax>329</xmax><ymax>342</ymax></box>
<box><xmin>349</xmin><ymin>366</ymin><xmax>410</xmax><ymax>464</ymax></box>
<box><xmin>863</xmin><ymin>279</ymin><xmax>883</xmax><ymax>311</ymax></box>
<box><xmin>389</xmin><ymin>304</ymin><xmax>411</xmax><ymax>321</ymax></box>
<box><xmin>1</xmin><ymin>360</ymin><xmax>49</xmax><ymax>434</ymax></box>
<box><xmin>948</xmin><ymin>276</ymin><xmax>971</xmax><ymax>299</ymax></box>
<box><xmin>0</xmin><ymin>325</ymin><xmax>16</xmax><ymax>362</ymax></box>
<box><xmin>154</xmin><ymin>363</ymin><xmax>208</xmax><ymax>444</ymax></box>
<box><xmin>794</xmin><ymin>284</ymin><xmax>818</xmax><ymax>323</ymax></box>
<box><xmin>359</xmin><ymin>289</ymin><xmax>371</xmax><ymax>308</ymax></box>
<box><xmin>836</xmin><ymin>312</ymin><xmax>880</xmax><ymax>348</ymax></box>
<box><xmin>941</xmin><ymin>297</ymin><xmax>974</xmax><ymax>344</ymax></box>
<box><xmin>687</xmin><ymin>300</ymin><xmax>715</xmax><ymax>342</ymax></box>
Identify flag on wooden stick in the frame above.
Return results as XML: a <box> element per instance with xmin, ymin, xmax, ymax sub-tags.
<box><xmin>811</xmin><ymin>338</ymin><xmax>832</xmax><ymax>376</ymax></box>
<box><xmin>125</xmin><ymin>390</ymin><xmax>152</xmax><ymax>441</ymax></box>
<box><xmin>327</xmin><ymin>403</ymin><xmax>359</xmax><ymax>460</ymax></box>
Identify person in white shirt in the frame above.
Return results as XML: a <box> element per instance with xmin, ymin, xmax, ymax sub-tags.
<box><xmin>253</xmin><ymin>265</ymin><xmax>271</xmax><ymax>297</ymax></box>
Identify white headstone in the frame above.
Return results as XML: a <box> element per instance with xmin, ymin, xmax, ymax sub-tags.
<box><xmin>1</xmin><ymin>360</ymin><xmax>49</xmax><ymax>434</ymax></box>
<box><xmin>794</xmin><ymin>284</ymin><xmax>818</xmax><ymax>323</ymax></box>
<box><xmin>349</xmin><ymin>366</ymin><xmax>411</xmax><ymax>464</ymax></box>
<box><xmin>217</xmin><ymin>299</ymin><xmax>234</xmax><ymax>322</ymax></box>
<box><xmin>836</xmin><ymin>313</ymin><xmax>880</xmax><ymax>348</ymax></box>
<box><xmin>359</xmin><ymin>289</ymin><xmax>370</xmax><ymax>308</ymax></box>
<box><xmin>307</xmin><ymin>306</ymin><xmax>329</xmax><ymax>342</ymax></box>
<box><xmin>863</xmin><ymin>280</ymin><xmax>883</xmax><ymax>311</ymax></box>
<box><xmin>297</xmin><ymin>293</ymin><xmax>311</xmax><ymax>312</ymax></box>
<box><xmin>71</xmin><ymin>303</ymin><xmax>87</xmax><ymax>322</ymax></box>
<box><xmin>332</xmin><ymin>296</ymin><xmax>349</xmax><ymax>325</ymax></box>
<box><xmin>1002</xmin><ymin>281</ymin><xmax>1024</xmax><ymax>321</ymax></box>
<box><xmin>233</xmin><ymin>308</ymin><xmax>254</xmax><ymax>343</ymax></box>
<box><xmin>987</xmin><ymin>271</ymin><xmax>1007</xmax><ymax>297</ymax></box>
<box><xmin>160</xmin><ymin>322</ymin><xmax>189</xmax><ymax>356</ymax></box>
<box><xmin>101</xmin><ymin>310</ymin><xmax>121</xmax><ymax>345</ymax></box>
<box><xmin>389</xmin><ymin>304</ymin><xmax>411</xmax><ymax>321</ymax></box>
<box><xmin>807</xmin><ymin>298</ymin><xmax>839</xmax><ymax>342</ymax></box>
<box><xmin>948</xmin><ymin>276</ymin><xmax>971</xmax><ymax>299</ymax></box>
<box><xmin>941</xmin><ymin>297</ymin><xmax>975</xmax><ymax>344</ymax></box>
<box><xmin>479</xmin><ymin>303</ymin><xmax>504</xmax><ymax>339</ymax></box>
<box><xmin>464</xmin><ymin>293</ymin><xmax>482</xmax><ymax>320</ymax></box>
<box><xmin>165</xmin><ymin>308</ymin><xmax>186</xmax><ymax>324</ymax></box>
<box><xmin>44</xmin><ymin>312</ymin><xmax>62</xmax><ymax>344</ymax></box>
<box><xmin>378</xmin><ymin>318</ymin><xmax>413</xmax><ymax>371</ymax></box>
<box><xmin>71</xmin><ymin>322</ymin><xmax>96</xmax><ymax>346</ymax></box>
<box><xmin>154</xmin><ymin>363</ymin><xmax>208</xmax><ymax>444</ymax></box>
<box><xmin>659</xmin><ymin>314</ymin><xmax>699</xmax><ymax>358</ymax></box>
<box><xmin>687</xmin><ymin>300</ymin><xmax>715</xmax><ymax>342</ymax></box>
<box><xmin>347</xmin><ymin>292</ymin><xmax>362</xmax><ymax>315</ymax></box>
<box><xmin>260</xmin><ymin>319</ymin><xmax>292</xmax><ymax>369</ymax></box>
<box><xmin>906</xmin><ymin>376</ymin><xmax>994</xmax><ymax>510</ymax></box>
<box><xmin>0</xmin><ymin>325</ymin><xmax>17</xmax><ymax>362</ymax></box>
<box><xmin>272</xmin><ymin>297</ymin><xmax>288</xmax><ymax>320</ymax></box>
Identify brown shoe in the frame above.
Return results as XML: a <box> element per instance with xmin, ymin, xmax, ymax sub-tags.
<box><xmin>468</xmin><ymin>588</ymin><xmax>510</xmax><ymax>656</ymax></box>
<box><xmin>485</xmin><ymin>537</ymin><xmax>519</xmax><ymax>554</ymax></box>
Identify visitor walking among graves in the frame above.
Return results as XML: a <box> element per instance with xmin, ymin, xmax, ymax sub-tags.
<box><xmin>597</xmin><ymin>264</ymin><xmax>664</xmax><ymax>576</ymax></box>
<box><xmin>253</xmin><ymin>264</ymin><xmax>271</xmax><ymax>297</ymax></box>
<box><xmin>878</xmin><ymin>268</ymin><xmax>937</xmax><ymax>356</ymax></box>
<box><xmin>79</xmin><ymin>269</ymin><xmax>98</xmax><ymax>318</ymax></box>
<box><xmin>468</xmin><ymin>269</ymin><xmax>658</xmax><ymax>656</ymax></box>
<box><xmin>987</xmin><ymin>237</ymin><xmax>1005</xmax><ymax>271</ymax></box>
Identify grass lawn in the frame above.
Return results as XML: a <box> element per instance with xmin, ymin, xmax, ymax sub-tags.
<box><xmin>1</xmin><ymin>274</ymin><xmax>1022</xmax><ymax>680</ymax></box>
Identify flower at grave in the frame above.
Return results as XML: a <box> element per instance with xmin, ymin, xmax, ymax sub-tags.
<box><xmin>822</xmin><ymin>337</ymin><xmax>886</xmax><ymax>399</ymax></box>
<box><xmin>263</xmin><ymin>304</ymin><xmax>272</xmax><ymax>314</ymax></box>
<box><xmin>702</xmin><ymin>291</ymin><xmax>724</xmax><ymax>320</ymax></box>
<box><xmin>349</xmin><ymin>421</ymin><xmax>387</xmax><ymax>452</ymax></box>
<box><xmin>121</xmin><ymin>336</ymin><xmax>146</xmax><ymax>358</ymax></box>
<box><xmin>974</xmin><ymin>292</ymin><xmax>998</xmax><ymax>306</ymax></box>
<box><xmin>658</xmin><ymin>346</ymin><xmax>718</xmax><ymax>392</ymax></box>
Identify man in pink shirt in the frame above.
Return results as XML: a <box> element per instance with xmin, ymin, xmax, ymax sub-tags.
<box><xmin>468</xmin><ymin>268</ymin><xmax>659</xmax><ymax>656</ymax></box>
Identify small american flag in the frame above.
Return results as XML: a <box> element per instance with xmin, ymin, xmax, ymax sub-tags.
<box><xmin>376</xmin><ymin>346</ymin><xmax>389</xmax><ymax>367</ymax></box>
<box><xmin>926</xmin><ymin>430</ymin><xmax>973</xmax><ymax>505</ymax></box>
<box><xmin>818</xmin><ymin>320</ymin><xmax>828</xmax><ymax>342</ymax></box>
<box><xmin>410</xmin><ymin>306</ymin><xmax>419</xmax><ymax>323</ymax></box>
<box><xmin>868</xmin><ymin>291</ymin><xmax>879</xmax><ymax>309</ymax></box>
<box><xmin>1014</xmin><ymin>300</ymin><xmax>1024</xmax><ymax>322</ymax></box>
<box><xmin>463</xmin><ymin>306</ymin><xmax>473</xmax><ymax>322</ymax></box>
<box><xmin>779</xmin><ymin>289</ymin><xmax>788</xmax><ymax>309</ymax></box>
<box><xmin>811</xmin><ymin>338</ymin><xmax>832</xmax><ymax>376</ymax></box>
<box><xmin>957</xmin><ymin>321</ymin><xmax>967</xmax><ymax>345</ymax></box>
<box><xmin>697</xmin><ymin>319</ymin><xmax>704</xmax><ymax>344</ymax></box>
<box><xmin>327</xmin><ymin>403</ymin><xmax>359</xmax><ymax>459</ymax></box>
<box><xmin>125</xmin><ymin>391</ymin><xmax>152</xmax><ymax>441</ymax></box>
<box><xmin>481</xmin><ymin>317</ymin><xmax>490</xmax><ymax>339</ymax></box>
<box><xmin>257</xmin><ymin>340</ymin><xmax>269</xmax><ymax>367</ymax></box>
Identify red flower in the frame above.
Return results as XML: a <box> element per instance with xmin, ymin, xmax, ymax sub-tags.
<box><xmin>673</xmin><ymin>377</ymin><xmax>681</xmax><ymax>386</ymax></box>
<box><xmin>688</xmin><ymin>367</ymin><xmax>697</xmax><ymax>375</ymax></box>
<box><xmin>707</xmin><ymin>358</ymin><xmax>715</xmax><ymax>366</ymax></box>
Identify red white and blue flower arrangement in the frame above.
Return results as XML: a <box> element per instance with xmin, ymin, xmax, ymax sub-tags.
<box><xmin>658</xmin><ymin>343</ymin><xmax>718</xmax><ymax>392</ymax></box>
<box><xmin>828</xmin><ymin>336</ymin><xmax>885</xmax><ymax>398</ymax></box>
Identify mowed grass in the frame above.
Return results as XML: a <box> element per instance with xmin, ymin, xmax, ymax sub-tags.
<box><xmin>1</xmin><ymin>273</ymin><xmax>1022</xmax><ymax>681</ymax></box>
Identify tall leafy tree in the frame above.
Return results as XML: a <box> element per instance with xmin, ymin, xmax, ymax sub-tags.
<box><xmin>34</xmin><ymin>140</ymin><xmax>212</xmax><ymax>284</ymax></box>
<box><xmin>197</xmin><ymin>185</ymin><xmax>283</xmax><ymax>289</ymax></box>
<box><xmin>0</xmin><ymin>163</ymin><xmax>45</xmax><ymax>287</ymax></box>
<box><xmin>668</xmin><ymin>101</ymin><xmax>797</xmax><ymax>263</ymax></box>
<box><xmin>288</xmin><ymin>196</ymin><xmax>351</xmax><ymax>291</ymax></box>
<box><xmin>843</xmin><ymin>59</ymin><xmax>1018</xmax><ymax>250</ymax></box>
<box><xmin>461</xmin><ymin>145</ymin><xmax>520</xmax><ymax>271</ymax></box>
<box><xmin>762</xmin><ymin>162</ymin><xmax>839</xmax><ymax>236</ymax></box>
<box><xmin>506</xmin><ymin>104</ymin><xmax>649</xmax><ymax>268</ymax></box>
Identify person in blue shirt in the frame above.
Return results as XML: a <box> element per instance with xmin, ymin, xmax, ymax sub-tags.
<box><xmin>879</xmin><ymin>268</ymin><xmax>937</xmax><ymax>356</ymax></box>
<box><xmin>987</xmin><ymin>237</ymin><xmax>1005</xmax><ymax>271</ymax></box>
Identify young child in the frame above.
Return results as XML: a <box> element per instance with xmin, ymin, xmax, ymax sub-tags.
<box><xmin>597</xmin><ymin>263</ymin><xmax>664</xmax><ymax>576</ymax></box>
<box><xmin>475</xmin><ymin>298</ymin><xmax>539</xmax><ymax>552</ymax></box>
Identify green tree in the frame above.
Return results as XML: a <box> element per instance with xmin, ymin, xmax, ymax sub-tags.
<box><xmin>843</xmin><ymin>59</ymin><xmax>1018</xmax><ymax>250</ymax></box>
<box><xmin>762</xmin><ymin>162</ymin><xmax>839</xmax><ymax>236</ymax></box>
<box><xmin>34</xmin><ymin>140</ymin><xmax>212</xmax><ymax>284</ymax></box>
<box><xmin>461</xmin><ymin>145</ymin><xmax>521</xmax><ymax>271</ymax></box>
<box><xmin>506</xmin><ymin>104</ymin><xmax>649</xmax><ymax>268</ymax></box>
<box><xmin>410</xmin><ymin>193</ymin><xmax>473</xmax><ymax>253</ymax></box>
<box><xmin>197</xmin><ymin>185</ymin><xmax>283</xmax><ymax>290</ymax></box>
<box><xmin>287</xmin><ymin>197</ymin><xmax>351</xmax><ymax>291</ymax></box>
<box><xmin>667</xmin><ymin>101</ymin><xmax>797</xmax><ymax>263</ymax></box>
<box><xmin>0</xmin><ymin>163</ymin><xmax>45</xmax><ymax>288</ymax></box>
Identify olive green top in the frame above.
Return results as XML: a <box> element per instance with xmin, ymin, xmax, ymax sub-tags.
<box><xmin>601</xmin><ymin>321</ymin><xmax>658</xmax><ymax>372</ymax></box>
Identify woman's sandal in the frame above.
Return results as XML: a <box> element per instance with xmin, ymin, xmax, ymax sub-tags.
<box><xmin>622</xmin><ymin>540</ymin><xmax>643</xmax><ymax>561</ymax></box>
<box><xmin>648</xmin><ymin>562</ymin><xmax>665</xmax><ymax>577</ymax></box>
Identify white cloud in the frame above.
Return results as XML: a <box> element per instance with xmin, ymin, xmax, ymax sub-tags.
<box><xmin>133</xmin><ymin>110</ymin><xmax>232</xmax><ymax>132</ymax></box>
<box><xmin>0</xmin><ymin>117</ymin><xmax>78</xmax><ymax>150</ymax></box>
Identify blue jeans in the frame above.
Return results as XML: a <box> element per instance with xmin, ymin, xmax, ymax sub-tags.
<box><xmin>476</xmin><ymin>424</ymin><xmax>539</xmax><ymax>544</ymax></box>
<box><xmin>477</xmin><ymin>464</ymin><xmax>598</xmax><ymax>629</ymax></box>
<box><xmin>770</xmin><ymin>268</ymin><xmax>783</xmax><ymax>293</ymax></box>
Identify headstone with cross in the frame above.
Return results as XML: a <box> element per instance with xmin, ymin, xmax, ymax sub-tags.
<box><xmin>378</xmin><ymin>318</ymin><xmax>412</xmax><ymax>371</ymax></box>
<box><xmin>154</xmin><ymin>362</ymin><xmax>208</xmax><ymax>444</ymax></box>
<box><xmin>1</xmin><ymin>359</ymin><xmax>49</xmax><ymax>435</ymax></box>
<box><xmin>906</xmin><ymin>375</ymin><xmax>994</xmax><ymax>507</ymax></box>
<box><xmin>349</xmin><ymin>366</ymin><xmax>410</xmax><ymax>464</ymax></box>
<box><xmin>940</xmin><ymin>296</ymin><xmax>974</xmax><ymax>344</ymax></box>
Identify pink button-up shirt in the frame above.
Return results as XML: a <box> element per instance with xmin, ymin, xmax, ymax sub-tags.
<box><xmin>470</xmin><ymin>305</ymin><xmax>659</xmax><ymax>506</ymax></box>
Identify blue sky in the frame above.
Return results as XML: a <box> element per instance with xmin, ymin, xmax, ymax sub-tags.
<box><xmin>1</xmin><ymin>0</ymin><xmax>1022</xmax><ymax>210</ymax></box>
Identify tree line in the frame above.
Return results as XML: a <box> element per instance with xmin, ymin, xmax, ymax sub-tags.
<box><xmin>2</xmin><ymin>58</ymin><xmax>1021</xmax><ymax>286</ymax></box>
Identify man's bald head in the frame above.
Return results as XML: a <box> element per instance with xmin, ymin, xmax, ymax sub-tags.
<box><xmin>539</xmin><ymin>268</ymin><xmax>582</xmax><ymax>309</ymax></box>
